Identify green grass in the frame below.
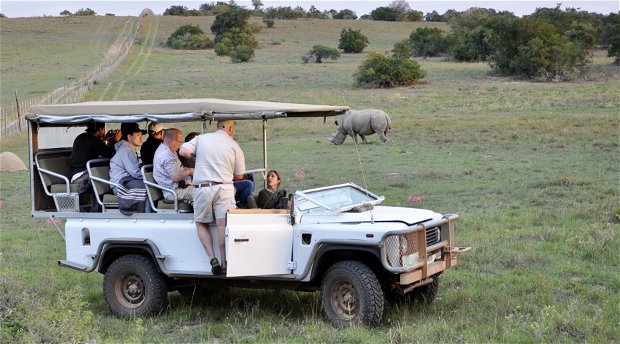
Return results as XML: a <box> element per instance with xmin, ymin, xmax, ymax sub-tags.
<box><xmin>1</xmin><ymin>15</ymin><xmax>619</xmax><ymax>343</ymax></box>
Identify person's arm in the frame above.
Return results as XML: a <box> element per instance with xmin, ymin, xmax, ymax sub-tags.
<box><xmin>164</xmin><ymin>156</ymin><xmax>193</xmax><ymax>182</ymax></box>
<box><xmin>120</xmin><ymin>145</ymin><xmax>142</xmax><ymax>179</ymax></box>
<box><xmin>179</xmin><ymin>140</ymin><xmax>196</xmax><ymax>158</ymax></box>
<box><xmin>95</xmin><ymin>139</ymin><xmax>116</xmax><ymax>158</ymax></box>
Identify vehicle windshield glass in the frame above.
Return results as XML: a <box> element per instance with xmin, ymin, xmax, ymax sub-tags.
<box><xmin>295</xmin><ymin>183</ymin><xmax>384</xmax><ymax>214</ymax></box>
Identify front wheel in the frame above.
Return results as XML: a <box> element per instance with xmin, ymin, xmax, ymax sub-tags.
<box><xmin>321</xmin><ymin>260</ymin><xmax>384</xmax><ymax>326</ymax></box>
<box><xmin>103</xmin><ymin>254</ymin><xmax>168</xmax><ymax>317</ymax></box>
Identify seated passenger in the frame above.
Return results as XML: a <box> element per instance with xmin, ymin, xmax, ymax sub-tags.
<box><xmin>110</xmin><ymin>123</ymin><xmax>150</xmax><ymax>214</ymax></box>
<box><xmin>153</xmin><ymin>128</ymin><xmax>194</xmax><ymax>204</ymax></box>
<box><xmin>257</xmin><ymin>170</ymin><xmax>287</xmax><ymax>209</ymax></box>
<box><xmin>69</xmin><ymin>122</ymin><xmax>121</xmax><ymax>184</ymax></box>
<box><xmin>234</xmin><ymin>177</ymin><xmax>254</xmax><ymax>209</ymax></box>
<box><xmin>140</xmin><ymin>122</ymin><xmax>165</xmax><ymax>165</ymax></box>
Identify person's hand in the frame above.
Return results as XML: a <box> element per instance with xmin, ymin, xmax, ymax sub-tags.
<box><xmin>113</xmin><ymin>129</ymin><xmax>122</xmax><ymax>142</ymax></box>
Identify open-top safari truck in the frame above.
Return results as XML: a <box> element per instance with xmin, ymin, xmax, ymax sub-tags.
<box><xmin>26</xmin><ymin>98</ymin><xmax>469</xmax><ymax>326</ymax></box>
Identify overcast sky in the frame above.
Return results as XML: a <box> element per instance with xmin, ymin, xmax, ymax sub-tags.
<box><xmin>1</xmin><ymin>0</ymin><xmax>618</xmax><ymax>18</ymax></box>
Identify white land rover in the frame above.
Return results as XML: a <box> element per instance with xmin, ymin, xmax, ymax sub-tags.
<box><xmin>26</xmin><ymin>98</ymin><xmax>469</xmax><ymax>326</ymax></box>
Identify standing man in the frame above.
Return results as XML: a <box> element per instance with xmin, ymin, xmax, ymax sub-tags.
<box><xmin>153</xmin><ymin>128</ymin><xmax>194</xmax><ymax>203</ymax></box>
<box><xmin>140</xmin><ymin>122</ymin><xmax>165</xmax><ymax>165</ymax></box>
<box><xmin>179</xmin><ymin>120</ymin><xmax>246</xmax><ymax>275</ymax></box>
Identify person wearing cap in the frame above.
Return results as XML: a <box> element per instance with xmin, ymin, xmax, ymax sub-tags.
<box><xmin>110</xmin><ymin>123</ymin><xmax>147</xmax><ymax>193</ymax></box>
<box><xmin>179</xmin><ymin>120</ymin><xmax>246</xmax><ymax>275</ymax></box>
<box><xmin>69</xmin><ymin>122</ymin><xmax>122</xmax><ymax>184</ymax></box>
<box><xmin>153</xmin><ymin>128</ymin><xmax>194</xmax><ymax>203</ymax></box>
<box><xmin>140</xmin><ymin>122</ymin><xmax>166</xmax><ymax>165</ymax></box>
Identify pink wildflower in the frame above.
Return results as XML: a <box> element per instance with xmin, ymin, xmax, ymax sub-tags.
<box><xmin>406</xmin><ymin>195</ymin><xmax>422</xmax><ymax>204</ymax></box>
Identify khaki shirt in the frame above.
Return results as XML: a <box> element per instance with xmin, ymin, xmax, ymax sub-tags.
<box><xmin>182</xmin><ymin>130</ymin><xmax>245</xmax><ymax>189</ymax></box>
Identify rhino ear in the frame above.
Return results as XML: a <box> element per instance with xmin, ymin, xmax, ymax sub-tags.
<box><xmin>334</xmin><ymin>120</ymin><xmax>338</xmax><ymax>125</ymax></box>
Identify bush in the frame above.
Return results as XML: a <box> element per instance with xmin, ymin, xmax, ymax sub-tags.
<box><xmin>392</xmin><ymin>39</ymin><xmax>411</xmax><ymax>58</ymax></box>
<box><xmin>167</xmin><ymin>24</ymin><xmax>212</xmax><ymax>50</ymax></box>
<box><xmin>263</xmin><ymin>17</ymin><xmax>275</xmax><ymax>28</ymax></box>
<box><xmin>303</xmin><ymin>45</ymin><xmax>341</xmax><ymax>63</ymax></box>
<box><xmin>338</xmin><ymin>28</ymin><xmax>369</xmax><ymax>53</ymax></box>
<box><xmin>370</xmin><ymin>7</ymin><xmax>399</xmax><ymax>21</ymax></box>
<box><xmin>230</xmin><ymin>45</ymin><xmax>255</xmax><ymax>63</ymax></box>
<box><xmin>353</xmin><ymin>51</ymin><xmax>427</xmax><ymax>88</ymax></box>
<box><xmin>214</xmin><ymin>38</ymin><xmax>234</xmax><ymax>56</ymax></box>
<box><xmin>409</xmin><ymin>27</ymin><xmax>450</xmax><ymax>57</ymax></box>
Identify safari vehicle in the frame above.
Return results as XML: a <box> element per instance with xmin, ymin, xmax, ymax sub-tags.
<box><xmin>26</xmin><ymin>98</ymin><xmax>469</xmax><ymax>326</ymax></box>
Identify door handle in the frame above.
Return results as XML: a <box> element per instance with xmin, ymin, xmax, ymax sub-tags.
<box><xmin>234</xmin><ymin>238</ymin><xmax>249</xmax><ymax>242</ymax></box>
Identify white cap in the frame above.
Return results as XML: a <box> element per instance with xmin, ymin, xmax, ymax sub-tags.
<box><xmin>148</xmin><ymin>122</ymin><xmax>166</xmax><ymax>134</ymax></box>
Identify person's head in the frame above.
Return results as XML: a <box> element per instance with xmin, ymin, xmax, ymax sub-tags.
<box><xmin>217</xmin><ymin>120</ymin><xmax>236</xmax><ymax>136</ymax></box>
<box><xmin>185</xmin><ymin>131</ymin><xmax>200</xmax><ymax>142</ymax></box>
<box><xmin>147</xmin><ymin>122</ymin><xmax>166</xmax><ymax>139</ymax></box>
<box><xmin>266</xmin><ymin>170</ymin><xmax>281</xmax><ymax>190</ymax></box>
<box><xmin>163</xmin><ymin>128</ymin><xmax>184</xmax><ymax>151</ymax></box>
<box><xmin>120</xmin><ymin>122</ymin><xmax>146</xmax><ymax>148</ymax></box>
<box><xmin>86</xmin><ymin>122</ymin><xmax>106</xmax><ymax>138</ymax></box>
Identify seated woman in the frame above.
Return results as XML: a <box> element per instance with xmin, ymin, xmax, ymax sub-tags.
<box><xmin>257</xmin><ymin>170</ymin><xmax>287</xmax><ymax>209</ymax></box>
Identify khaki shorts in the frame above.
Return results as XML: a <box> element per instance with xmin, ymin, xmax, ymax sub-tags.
<box><xmin>193</xmin><ymin>184</ymin><xmax>235</xmax><ymax>223</ymax></box>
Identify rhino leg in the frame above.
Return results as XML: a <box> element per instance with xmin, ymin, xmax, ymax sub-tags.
<box><xmin>378</xmin><ymin>130</ymin><xmax>387</xmax><ymax>143</ymax></box>
<box><xmin>359</xmin><ymin>134</ymin><xmax>368</xmax><ymax>144</ymax></box>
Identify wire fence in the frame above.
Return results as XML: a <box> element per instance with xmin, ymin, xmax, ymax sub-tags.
<box><xmin>0</xmin><ymin>10</ymin><xmax>152</xmax><ymax>139</ymax></box>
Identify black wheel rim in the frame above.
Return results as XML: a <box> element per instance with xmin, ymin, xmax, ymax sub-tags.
<box><xmin>115</xmin><ymin>272</ymin><xmax>145</xmax><ymax>309</ymax></box>
<box><xmin>330</xmin><ymin>280</ymin><xmax>359</xmax><ymax>321</ymax></box>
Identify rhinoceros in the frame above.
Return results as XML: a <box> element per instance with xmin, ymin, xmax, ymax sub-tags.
<box><xmin>328</xmin><ymin>109</ymin><xmax>392</xmax><ymax>145</ymax></box>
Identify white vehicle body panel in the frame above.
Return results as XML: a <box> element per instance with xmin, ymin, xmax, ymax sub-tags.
<box><xmin>226</xmin><ymin>213</ymin><xmax>293</xmax><ymax>277</ymax></box>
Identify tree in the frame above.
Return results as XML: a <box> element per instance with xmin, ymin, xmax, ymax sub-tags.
<box><xmin>409</xmin><ymin>27</ymin><xmax>450</xmax><ymax>57</ymax></box>
<box><xmin>303</xmin><ymin>45</ymin><xmax>340</xmax><ymax>63</ymax></box>
<box><xmin>601</xmin><ymin>13</ymin><xmax>620</xmax><ymax>64</ymax></box>
<box><xmin>252</xmin><ymin>0</ymin><xmax>263</xmax><ymax>12</ymax></box>
<box><xmin>338</xmin><ymin>28</ymin><xmax>369</xmax><ymax>53</ymax></box>
<box><xmin>388</xmin><ymin>0</ymin><xmax>410</xmax><ymax>14</ymax></box>
<box><xmin>371</xmin><ymin>7</ymin><xmax>399</xmax><ymax>21</ymax></box>
<box><xmin>74</xmin><ymin>8</ymin><xmax>96</xmax><ymax>16</ymax></box>
<box><xmin>353</xmin><ymin>51</ymin><xmax>427</xmax><ymax>88</ymax></box>
<box><xmin>210</xmin><ymin>7</ymin><xmax>258</xmax><ymax>56</ymax></box>
<box><xmin>425</xmin><ymin>10</ymin><xmax>444</xmax><ymax>22</ymax></box>
<box><xmin>333</xmin><ymin>9</ymin><xmax>357</xmax><ymax>20</ymax></box>
<box><xmin>404</xmin><ymin>10</ymin><xmax>424</xmax><ymax>22</ymax></box>
<box><xmin>164</xmin><ymin>5</ymin><xmax>190</xmax><ymax>16</ymax></box>
<box><xmin>60</xmin><ymin>10</ymin><xmax>72</xmax><ymax>17</ymax></box>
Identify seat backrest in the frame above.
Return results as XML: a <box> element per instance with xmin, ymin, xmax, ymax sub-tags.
<box><xmin>247</xmin><ymin>194</ymin><xmax>258</xmax><ymax>209</ymax></box>
<box><xmin>37</xmin><ymin>156</ymin><xmax>71</xmax><ymax>187</ymax></box>
<box><xmin>143</xmin><ymin>171</ymin><xmax>164</xmax><ymax>202</ymax></box>
<box><xmin>90</xmin><ymin>166</ymin><xmax>112</xmax><ymax>195</ymax></box>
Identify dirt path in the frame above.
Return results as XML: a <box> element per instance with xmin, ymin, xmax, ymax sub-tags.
<box><xmin>99</xmin><ymin>14</ymin><xmax>159</xmax><ymax>101</ymax></box>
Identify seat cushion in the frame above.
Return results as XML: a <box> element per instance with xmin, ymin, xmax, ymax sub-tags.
<box><xmin>50</xmin><ymin>183</ymin><xmax>80</xmax><ymax>193</ymax></box>
<box><xmin>102</xmin><ymin>194</ymin><xmax>119</xmax><ymax>204</ymax></box>
<box><xmin>157</xmin><ymin>201</ymin><xmax>193</xmax><ymax>213</ymax></box>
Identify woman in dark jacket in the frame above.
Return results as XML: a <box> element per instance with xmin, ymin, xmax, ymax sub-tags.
<box><xmin>257</xmin><ymin>170</ymin><xmax>286</xmax><ymax>209</ymax></box>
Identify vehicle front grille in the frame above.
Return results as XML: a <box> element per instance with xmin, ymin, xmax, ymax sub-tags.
<box><xmin>385</xmin><ymin>226</ymin><xmax>442</xmax><ymax>268</ymax></box>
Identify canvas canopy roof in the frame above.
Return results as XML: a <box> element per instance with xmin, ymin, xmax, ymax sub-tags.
<box><xmin>26</xmin><ymin>98</ymin><xmax>350</xmax><ymax>124</ymax></box>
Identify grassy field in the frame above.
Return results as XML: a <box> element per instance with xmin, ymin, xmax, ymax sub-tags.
<box><xmin>1</xmin><ymin>15</ymin><xmax>619</xmax><ymax>343</ymax></box>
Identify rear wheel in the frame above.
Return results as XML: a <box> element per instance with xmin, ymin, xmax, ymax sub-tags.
<box><xmin>321</xmin><ymin>260</ymin><xmax>384</xmax><ymax>326</ymax></box>
<box><xmin>103</xmin><ymin>254</ymin><xmax>168</xmax><ymax>317</ymax></box>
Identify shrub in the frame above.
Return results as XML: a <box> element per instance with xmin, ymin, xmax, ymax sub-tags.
<box><xmin>353</xmin><ymin>51</ymin><xmax>427</xmax><ymax>88</ymax></box>
<box><xmin>263</xmin><ymin>17</ymin><xmax>275</xmax><ymax>28</ymax></box>
<box><xmin>74</xmin><ymin>8</ymin><xmax>96</xmax><ymax>16</ymax></box>
<box><xmin>304</xmin><ymin>45</ymin><xmax>340</xmax><ymax>63</ymax></box>
<box><xmin>392</xmin><ymin>39</ymin><xmax>411</xmax><ymax>58</ymax></box>
<box><xmin>409</xmin><ymin>27</ymin><xmax>450</xmax><ymax>57</ymax></box>
<box><xmin>370</xmin><ymin>7</ymin><xmax>399</xmax><ymax>21</ymax></box>
<box><xmin>230</xmin><ymin>45</ymin><xmax>255</xmax><ymax>63</ymax></box>
<box><xmin>167</xmin><ymin>24</ymin><xmax>212</xmax><ymax>50</ymax></box>
<box><xmin>338</xmin><ymin>28</ymin><xmax>369</xmax><ymax>53</ymax></box>
<box><xmin>215</xmin><ymin>38</ymin><xmax>234</xmax><ymax>56</ymax></box>
<box><xmin>250</xmin><ymin>22</ymin><xmax>264</xmax><ymax>33</ymax></box>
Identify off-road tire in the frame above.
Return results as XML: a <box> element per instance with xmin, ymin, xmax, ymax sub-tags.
<box><xmin>103</xmin><ymin>254</ymin><xmax>168</xmax><ymax>317</ymax></box>
<box><xmin>411</xmin><ymin>275</ymin><xmax>439</xmax><ymax>304</ymax></box>
<box><xmin>321</xmin><ymin>260</ymin><xmax>384</xmax><ymax>326</ymax></box>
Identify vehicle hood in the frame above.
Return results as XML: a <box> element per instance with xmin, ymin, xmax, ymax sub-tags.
<box><xmin>299</xmin><ymin>206</ymin><xmax>443</xmax><ymax>226</ymax></box>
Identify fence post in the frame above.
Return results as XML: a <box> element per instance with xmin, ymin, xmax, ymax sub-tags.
<box><xmin>15</xmin><ymin>90</ymin><xmax>22</xmax><ymax>132</ymax></box>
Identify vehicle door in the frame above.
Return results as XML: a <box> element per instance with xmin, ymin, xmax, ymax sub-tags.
<box><xmin>226</xmin><ymin>211</ymin><xmax>293</xmax><ymax>277</ymax></box>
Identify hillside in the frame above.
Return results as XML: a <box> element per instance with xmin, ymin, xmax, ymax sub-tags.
<box><xmin>1</xmin><ymin>14</ymin><xmax>619</xmax><ymax>343</ymax></box>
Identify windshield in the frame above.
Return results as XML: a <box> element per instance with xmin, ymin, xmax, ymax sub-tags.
<box><xmin>294</xmin><ymin>183</ymin><xmax>384</xmax><ymax>214</ymax></box>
